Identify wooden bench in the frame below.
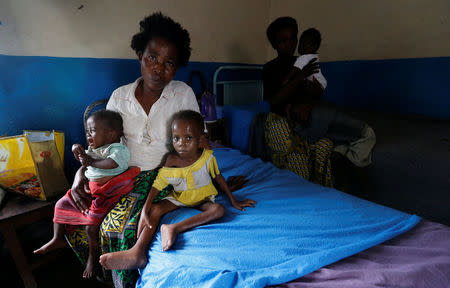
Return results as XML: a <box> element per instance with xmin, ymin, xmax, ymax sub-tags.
<box><xmin>0</xmin><ymin>194</ymin><xmax>57</xmax><ymax>288</ymax></box>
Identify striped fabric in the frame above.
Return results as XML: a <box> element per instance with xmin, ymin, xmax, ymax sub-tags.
<box><xmin>54</xmin><ymin>167</ymin><xmax>140</xmax><ymax>226</ymax></box>
<box><xmin>65</xmin><ymin>169</ymin><xmax>173</xmax><ymax>288</ymax></box>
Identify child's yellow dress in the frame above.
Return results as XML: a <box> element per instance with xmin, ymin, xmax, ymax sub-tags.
<box><xmin>152</xmin><ymin>149</ymin><xmax>220</xmax><ymax>207</ymax></box>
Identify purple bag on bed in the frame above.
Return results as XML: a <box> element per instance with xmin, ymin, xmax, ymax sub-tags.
<box><xmin>187</xmin><ymin>70</ymin><xmax>217</xmax><ymax>121</ymax></box>
<box><xmin>201</xmin><ymin>91</ymin><xmax>217</xmax><ymax>121</ymax></box>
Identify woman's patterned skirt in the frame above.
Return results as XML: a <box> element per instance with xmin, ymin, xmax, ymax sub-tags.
<box><xmin>65</xmin><ymin>169</ymin><xmax>172</xmax><ymax>288</ymax></box>
<box><xmin>265</xmin><ymin>112</ymin><xmax>333</xmax><ymax>187</ymax></box>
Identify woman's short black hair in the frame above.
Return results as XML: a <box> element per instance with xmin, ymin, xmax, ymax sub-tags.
<box><xmin>131</xmin><ymin>12</ymin><xmax>191</xmax><ymax>67</ymax></box>
<box><xmin>266</xmin><ymin>16</ymin><xmax>298</xmax><ymax>49</ymax></box>
<box><xmin>90</xmin><ymin>110</ymin><xmax>123</xmax><ymax>134</ymax></box>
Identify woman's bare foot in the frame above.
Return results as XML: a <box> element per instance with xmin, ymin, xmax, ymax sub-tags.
<box><xmin>33</xmin><ymin>237</ymin><xmax>66</xmax><ymax>254</ymax></box>
<box><xmin>160</xmin><ymin>224</ymin><xmax>178</xmax><ymax>251</ymax></box>
<box><xmin>83</xmin><ymin>254</ymin><xmax>96</xmax><ymax>278</ymax></box>
<box><xmin>99</xmin><ymin>249</ymin><xmax>147</xmax><ymax>270</ymax></box>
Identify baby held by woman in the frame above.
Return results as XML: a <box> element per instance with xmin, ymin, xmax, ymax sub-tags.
<box><xmin>34</xmin><ymin>110</ymin><xmax>140</xmax><ymax>278</ymax></box>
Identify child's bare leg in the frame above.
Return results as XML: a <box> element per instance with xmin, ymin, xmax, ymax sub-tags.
<box><xmin>83</xmin><ymin>225</ymin><xmax>99</xmax><ymax>279</ymax></box>
<box><xmin>161</xmin><ymin>202</ymin><xmax>225</xmax><ymax>251</ymax></box>
<box><xmin>33</xmin><ymin>222</ymin><xmax>67</xmax><ymax>254</ymax></box>
<box><xmin>99</xmin><ymin>200</ymin><xmax>177</xmax><ymax>270</ymax></box>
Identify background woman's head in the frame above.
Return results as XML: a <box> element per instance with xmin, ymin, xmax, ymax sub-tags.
<box><xmin>169</xmin><ymin>110</ymin><xmax>204</xmax><ymax>156</ymax></box>
<box><xmin>86</xmin><ymin>110</ymin><xmax>123</xmax><ymax>148</ymax></box>
<box><xmin>131</xmin><ymin>13</ymin><xmax>192</xmax><ymax>91</ymax></box>
<box><xmin>266</xmin><ymin>17</ymin><xmax>298</xmax><ymax>57</ymax></box>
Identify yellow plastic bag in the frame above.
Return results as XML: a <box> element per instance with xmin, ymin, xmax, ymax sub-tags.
<box><xmin>0</xmin><ymin>130</ymin><xmax>69</xmax><ymax>200</ymax></box>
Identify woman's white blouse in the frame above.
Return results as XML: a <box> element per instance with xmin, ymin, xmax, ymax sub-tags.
<box><xmin>106</xmin><ymin>78</ymin><xmax>200</xmax><ymax>171</ymax></box>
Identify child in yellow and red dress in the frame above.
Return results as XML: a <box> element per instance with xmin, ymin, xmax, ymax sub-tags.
<box><xmin>34</xmin><ymin>110</ymin><xmax>140</xmax><ymax>278</ymax></box>
<box><xmin>99</xmin><ymin>110</ymin><xmax>256</xmax><ymax>270</ymax></box>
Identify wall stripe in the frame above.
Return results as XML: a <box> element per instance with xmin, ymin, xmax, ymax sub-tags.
<box><xmin>1</xmin><ymin>54</ymin><xmax>449</xmax><ymax>177</ymax></box>
<box><xmin>321</xmin><ymin>57</ymin><xmax>450</xmax><ymax>118</ymax></box>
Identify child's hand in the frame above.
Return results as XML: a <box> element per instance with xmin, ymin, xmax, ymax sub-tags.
<box><xmin>79</xmin><ymin>154</ymin><xmax>94</xmax><ymax>167</ymax></box>
<box><xmin>72</xmin><ymin>144</ymin><xmax>85</xmax><ymax>161</ymax></box>
<box><xmin>231</xmin><ymin>199</ymin><xmax>257</xmax><ymax>211</ymax></box>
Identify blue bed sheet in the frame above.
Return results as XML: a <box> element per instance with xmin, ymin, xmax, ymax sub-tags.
<box><xmin>137</xmin><ymin>148</ymin><xmax>420</xmax><ymax>288</ymax></box>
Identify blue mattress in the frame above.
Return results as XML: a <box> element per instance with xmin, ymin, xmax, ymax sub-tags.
<box><xmin>137</xmin><ymin>148</ymin><xmax>420</xmax><ymax>288</ymax></box>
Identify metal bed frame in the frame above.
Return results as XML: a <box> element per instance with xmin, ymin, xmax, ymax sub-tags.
<box><xmin>212</xmin><ymin>65</ymin><xmax>263</xmax><ymax>106</ymax></box>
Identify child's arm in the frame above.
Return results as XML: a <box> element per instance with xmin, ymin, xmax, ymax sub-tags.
<box><xmin>137</xmin><ymin>187</ymin><xmax>161</xmax><ymax>237</ymax></box>
<box><xmin>214</xmin><ymin>174</ymin><xmax>256</xmax><ymax>211</ymax></box>
<box><xmin>79</xmin><ymin>154</ymin><xmax>119</xmax><ymax>169</ymax></box>
<box><xmin>137</xmin><ymin>154</ymin><xmax>172</xmax><ymax>237</ymax></box>
<box><xmin>72</xmin><ymin>144</ymin><xmax>119</xmax><ymax>169</ymax></box>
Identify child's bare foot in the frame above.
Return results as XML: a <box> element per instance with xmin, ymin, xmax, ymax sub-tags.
<box><xmin>33</xmin><ymin>238</ymin><xmax>66</xmax><ymax>254</ymax></box>
<box><xmin>99</xmin><ymin>249</ymin><xmax>147</xmax><ymax>270</ymax></box>
<box><xmin>160</xmin><ymin>224</ymin><xmax>178</xmax><ymax>251</ymax></box>
<box><xmin>83</xmin><ymin>255</ymin><xmax>96</xmax><ymax>278</ymax></box>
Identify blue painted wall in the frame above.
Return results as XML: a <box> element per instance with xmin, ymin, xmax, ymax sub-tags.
<box><xmin>321</xmin><ymin>57</ymin><xmax>450</xmax><ymax>118</ymax></box>
<box><xmin>0</xmin><ymin>55</ymin><xmax>237</xmax><ymax>178</ymax></box>
<box><xmin>1</xmin><ymin>54</ymin><xmax>449</xmax><ymax>178</ymax></box>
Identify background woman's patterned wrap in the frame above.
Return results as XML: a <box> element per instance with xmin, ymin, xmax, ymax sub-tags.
<box><xmin>264</xmin><ymin>112</ymin><xmax>333</xmax><ymax>187</ymax></box>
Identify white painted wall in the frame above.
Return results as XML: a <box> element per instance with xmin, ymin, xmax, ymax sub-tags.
<box><xmin>1</xmin><ymin>0</ymin><xmax>449</xmax><ymax>63</ymax></box>
<box><xmin>267</xmin><ymin>0</ymin><xmax>450</xmax><ymax>61</ymax></box>
<box><xmin>0</xmin><ymin>0</ymin><xmax>270</xmax><ymax>63</ymax></box>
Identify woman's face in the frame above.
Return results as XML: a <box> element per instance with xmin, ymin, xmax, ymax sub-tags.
<box><xmin>140</xmin><ymin>37</ymin><xmax>178</xmax><ymax>93</ymax></box>
<box><xmin>275</xmin><ymin>27</ymin><xmax>298</xmax><ymax>57</ymax></box>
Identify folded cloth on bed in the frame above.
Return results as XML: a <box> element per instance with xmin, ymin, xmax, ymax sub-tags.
<box><xmin>54</xmin><ymin>167</ymin><xmax>140</xmax><ymax>226</ymax></box>
<box><xmin>137</xmin><ymin>148</ymin><xmax>420</xmax><ymax>288</ymax></box>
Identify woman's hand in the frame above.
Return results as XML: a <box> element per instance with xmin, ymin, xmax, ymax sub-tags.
<box><xmin>70</xmin><ymin>167</ymin><xmax>92</xmax><ymax>213</ymax></box>
<box><xmin>226</xmin><ymin>176</ymin><xmax>248</xmax><ymax>192</ymax></box>
<box><xmin>271</xmin><ymin>58</ymin><xmax>320</xmax><ymax>106</ymax></box>
<box><xmin>231</xmin><ymin>199</ymin><xmax>257</xmax><ymax>211</ymax></box>
<box><xmin>299</xmin><ymin>58</ymin><xmax>319</xmax><ymax>79</ymax></box>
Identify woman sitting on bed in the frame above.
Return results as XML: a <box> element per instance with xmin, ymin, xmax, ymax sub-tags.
<box><xmin>263</xmin><ymin>17</ymin><xmax>333</xmax><ymax>186</ymax></box>
<box><xmin>262</xmin><ymin>17</ymin><xmax>375</xmax><ymax>192</ymax></box>
<box><xmin>262</xmin><ymin>16</ymin><xmax>322</xmax><ymax>116</ymax></box>
<box><xmin>66</xmin><ymin>12</ymin><xmax>245</xmax><ymax>286</ymax></box>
